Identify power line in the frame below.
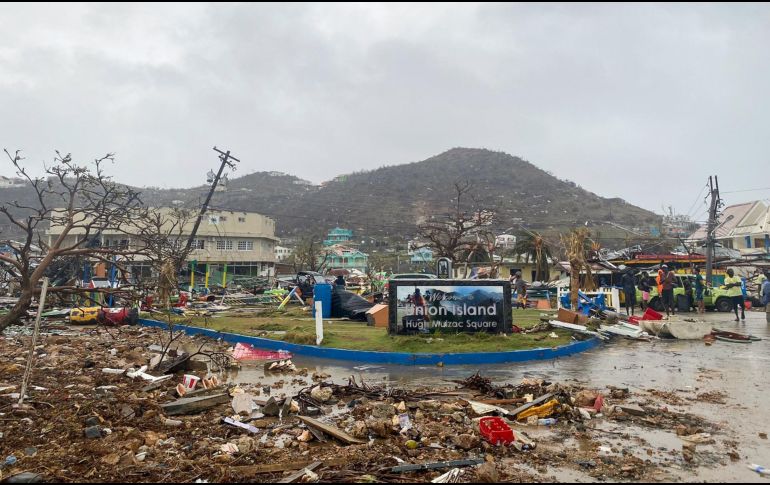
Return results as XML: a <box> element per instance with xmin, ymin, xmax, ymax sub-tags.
<box><xmin>721</xmin><ymin>186</ymin><xmax>770</xmax><ymax>194</ymax></box>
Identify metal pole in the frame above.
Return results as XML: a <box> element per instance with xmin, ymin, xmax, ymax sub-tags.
<box><xmin>18</xmin><ymin>277</ymin><xmax>49</xmax><ymax>406</ymax></box>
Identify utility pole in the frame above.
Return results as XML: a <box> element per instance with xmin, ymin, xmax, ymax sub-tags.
<box><xmin>182</xmin><ymin>147</ymin><xmax>240</xmax><ymax>278</ymax></box>
<box><xmin>704</xmin><ymin>175</ymin><xmax>722</xmax><ymax>285</ymax></box>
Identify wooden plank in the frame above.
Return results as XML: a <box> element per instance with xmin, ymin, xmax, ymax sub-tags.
<box><xmin>160</xmin><ymin>393</ymin><xmax>229</xmax><ymax>416</ymax></box>
<box><xmin>277</xmin><ymin>461</ymin><xmax>322</xmax><ymax>483</ymax></box>
<box><xmin>391</xmin><ymin>458</ymin><xmax>485</xmax><ymax>473</ymax></box>
<box><xmin>477</xmin><ymin>398</ymin><xmax>526</xmax><ymax>405</ymax></box>
<box><xmin>231</xmin><ymin>458</ymin><xmax>346</xmax><ymax>476</ymax></box>
<box><xmin>509</xmin><ymin>392</ymin><xmax>555</xmax><ymax>418</ymax></box>
<box><xmin>296</xmin><ymin>416</ymin><xmax>365</xmax><ymax>445</ymax></box>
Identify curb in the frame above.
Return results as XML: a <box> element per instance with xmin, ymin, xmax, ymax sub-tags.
<box><xmin>138</xmin><ymin>318</ymin><xmax>601</xmax><ymax>366</ymax></box>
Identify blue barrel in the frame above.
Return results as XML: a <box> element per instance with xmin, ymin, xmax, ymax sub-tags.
<box><xmin>313</xmin><ymin>283</ymin><xmax>332</xmax><ymax>318</ymax></box>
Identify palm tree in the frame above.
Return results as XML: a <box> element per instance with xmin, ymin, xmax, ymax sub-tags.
<box><xmin>514</xmin><ymin>233</ymin><xmax>552</xmax><ymax>282</ymax></box>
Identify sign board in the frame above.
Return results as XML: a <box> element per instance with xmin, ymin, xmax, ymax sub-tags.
<box><xmin>388</xmin><ymin>279</ymin><xmax>512</xmax><ymax>335</ymax></box>
<box><xmin>436</xmin><ymin>258</ymin><xmax>452</xmax><ymax>279</ymax></box>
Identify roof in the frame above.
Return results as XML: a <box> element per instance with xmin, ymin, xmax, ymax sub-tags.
<box><xmin>688</xmin><ymin>201</ymin><xmax>763</xmax><ymax>241</ymax></box>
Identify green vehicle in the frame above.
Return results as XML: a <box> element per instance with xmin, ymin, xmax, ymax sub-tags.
<box><xmin>635</xmin><ymin>274</ymin><xmax>732</xmax><ymax>312</ymax></box>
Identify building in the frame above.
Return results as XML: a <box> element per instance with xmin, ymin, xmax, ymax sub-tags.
<box><xmin>323</xmin><ymin>227</ymin><xmax>353</xmax><ymax>246</ymax></box>
<box><xmin>0</xmin><ymin>176</ymin><xmax>25</xmax><ymax>188</ymax></box>
<box><xmin>410</xmin><ymin>247</ymin><xmax>434</xmax><ymax>264</ymax></box>
<box><xmin>274</xmin><ymin>245</ymin><xmax>293</xmax><ymax>262</ymax></box>
<box><xmin>323</xmin><ymin>244</ymin><xmax>368</xmax><ymax>272</ymax></box>
<box><xmin>688</xmin><ymin>200</ymin><xmax>770</xmax><ymax>255</ymax></box>
<box><xmin>495</xmin><ymin>234</ymin><xmax>517</xmax><ymax>249</ymax></box>
<box><xmin>46</xmin><ymin>208</ymin><xmax>278</xmax><ymax>288</ymax></box>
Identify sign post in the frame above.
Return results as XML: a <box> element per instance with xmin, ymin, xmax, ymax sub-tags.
<box><xmin>315</xmin><ymin>301</ymin><xmax>324</xmax><ymax>345</ymax></box>
<box><xmin>436</xmin><ymin>258</ymin><xmax>452</xmax><ymax>279</ymax></box>
<box><xmin>388</xmin><ymin>279</ymin><xmax>512</xmax><ymax>335</ymax></box>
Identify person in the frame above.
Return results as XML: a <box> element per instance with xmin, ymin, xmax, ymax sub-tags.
<box><xmin>661</xmin><ymin>265</ymin><xmax>676</xmax><ymax>318</ymax></box>
<box><xmin>693</xmin><ymin>267</ymin><xmax>705</xmax><ymax>314</ymax></box>
<box><xmin>682</xmin><ymin>275</ymin><xmax>693</xmax><ymax>311</ymax></box>
<box><xmin>761</xmin><ymin>272</ymin><xmax>770</xmax><ymax>324</ymax></box>
<box><xmin>621</xmin><ymin>269</ymin><xmax>636</xmax><ymax>316</ymax></box>
<box><xmin>723</xmin><ymin>268</ymin><xmax>745</xmax><ymax>322</ymax></box>
<box><xmin>335</xmin><ymin>274</ymin><xmax>346</xmax><ymax>288</ymax></box>
<box><xmin>639</xmin><ymin>272</ymin><xmax>652</xmax><ymax>311</ymax></box>
<box><xmin>656</xmin><ymin>265</ymin><xmax>665</xmax><ymax>300</ymax></box>
<box><xmin>513</xmin><ymin>271</ymin><xmax>527</xmax><ymax>309</ymax></box>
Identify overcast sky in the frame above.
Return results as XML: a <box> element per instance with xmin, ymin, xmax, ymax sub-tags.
<box><xmin>1</xmin><ymin>3</ymin><xmax>769</xmax><ymax>220</ymax></box>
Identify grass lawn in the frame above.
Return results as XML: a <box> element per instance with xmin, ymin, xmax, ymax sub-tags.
<box><xmin>160</xmin><ymin>307</ymin><xmax>575</xmax><ymax>353</ymax></box>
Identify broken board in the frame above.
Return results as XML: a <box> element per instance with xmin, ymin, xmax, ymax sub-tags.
<box><xmin>160</xmin><ymin>393</ymin><xmax>230</xmax><ymax>416</ymax></box>
<box><xmin>296</xmin><ymin>416</ymin><xmax>365</xmax><ymax>445</ymax></box>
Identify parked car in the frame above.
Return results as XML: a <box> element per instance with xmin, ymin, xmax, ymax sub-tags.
<box><xmin>635</xmin><ymin>273</ymin><xmax>731</xmax><ymax>312</ymax></box>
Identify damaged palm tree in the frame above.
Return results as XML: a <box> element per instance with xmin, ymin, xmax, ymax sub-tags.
<box><xmin>561</xmin><ymin>227</ymin><xmax>591</xmax><ymax>309</ymax></box>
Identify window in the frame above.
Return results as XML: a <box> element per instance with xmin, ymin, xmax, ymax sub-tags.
<box><xmin>238</xmin><ymin>217</ymin><xmax>246</xmax><ymax>223</ymax></box>
<box><xmin>216</xmin><ymin>239</ymin><xmax>233</xmax><ymax>250</ymax></box>
<box><xmin>192</xmin><ymin>239</ymin><xmax>205</xmax><ymax>250</ymax></box>
<box><xmin>238</xmin><ymin>241</ymin><xmax>254</xmax><ymax>251</ymax></box>
<box><xmin>220</xmin><ymin>216</ymin><xmax>228</xmax><ymax>222</ymax></box>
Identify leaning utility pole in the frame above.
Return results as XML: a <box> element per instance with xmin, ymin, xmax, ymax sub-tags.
<box><xmin>704</xmin><ymin>175</ymin><xmax>722</xmax><ymax>285</ymax></box>
<box><xmin>182</xmin><ymin>147</ymin><xmax>240</xmax><ymax>267</ymax></box>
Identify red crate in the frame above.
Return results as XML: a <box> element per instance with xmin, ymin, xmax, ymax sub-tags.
<box><xmin>479</xmin><ymin>417</ymin><xmax>514</xmax><ymax>445</ymax></box>
<box><xmin>642</xmin><ymin>308</ymin><xmax>663</xmax><ymax>320</ymax></box>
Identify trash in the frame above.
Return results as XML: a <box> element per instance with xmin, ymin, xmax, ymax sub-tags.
<box><xmin>548</xmin><ymin>332</ymin><xmax>559</xmax><ymax>338</ymax></box>
<box><xmin>183</xmin><ymin>374</ymin><xmax>201</xmax><ymax>391</ymax></box>
<box><xmin>220</xmin><ymin>442</ymin><xmax>239</xmax><ymax>454</ymax></box>
<box><xmin>398</xmin><ymin>413</ymin><xmax>412</xmax><ymax>432</ymax></box>
<box><xmin>464</xmin><ymin>399</ymin><xmax>510</xmax><ymax>417</ymax></box>
<box><xmin>748</xmin><ymin>464</ymin><xmax>769</xmax><ymax>477</ymax></box>
<box><xmin>516</xmin><ymin>399</ymin><xmax>559</xmax><ymax>421</ymax></box>
<box><xmin>160</xmin><ymin>393</ymin><xmax>230</xmax><ymax>416</ymax></box>
<box><xmin>223</xmin><ymin>417</ymin><xmax>259</xmax><ymax>434</ymax></box>
<box><xmin>276</xmin><ymin>461</ymin><xmax>322</xmax><ymax>484</ymax></box>
<box><xmin>232</xmin><ymin>343</ymin><xmax>292</xmax><ymax>361</ymax></box>
<box><xmin>3</xmin><ymin>455</ymin><xmax>18</xmax><ymax>467</ymax></box>
<box><xmin>479</xmin><ymin>417</ymin><xmax>514</xmax><ymax>445</ymax></box>
<box><xmin>509</xmin><ymin>392</ymin><xmax>555</xmax><ymax>419</ymax></box>
<box><xmin>537</xmin><ymin>418</ymin><xmax>557</xmax><ymax>426</ymax></box>
<box><xmin>431</xmin><ymin>468</ymin><xmax>463</xmax><ymax>483</ymax></box>
<box><xmin>163</xmin><ymin>418</ymin><xmax>183</xmax><ymax>427</ymax></box>
<box><xmin>231</xmin><ymin>392</ymin><xmax>256</xmax><ymax>415</ymax></box>
<box><xmin>391</xmin><ymin>458</ymin><xmax>486</xmax><ymax>473</ymax></box>
<box><xmin>296</xmin><ymin>416</ymin><xmax>366</xmax><ymax>445</ymax></box>
<box><xmin>405</xmin><ymin>439</ymin><xmax>419</xmax><ymax>450</ymax></box>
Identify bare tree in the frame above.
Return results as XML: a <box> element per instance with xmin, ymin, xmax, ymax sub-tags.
<box><xmin>120</xmin><ymin>207</ymin><xmax>196</xmax><ymax>308</ymax></box>
<box><xmin>291</xmin><ymin>234</ymin><xmax>331</xmax><ymax>273</ymax></box>
<box><xmin>416</xmin><ymin>181</ymin><xmax>495</xmax><ymax>265</ymax></box>
<box><xmin>0</xmin><ymin>150</ymin><xmax>142</xmax><ymax>331</ymax></box>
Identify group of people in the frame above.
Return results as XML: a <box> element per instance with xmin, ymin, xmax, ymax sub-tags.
<box><xmin>621</xmin><ymin>265</ymin><xmax>707</xmax><ymax>318</ymax></box>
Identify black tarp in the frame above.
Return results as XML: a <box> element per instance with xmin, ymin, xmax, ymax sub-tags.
<box><xmin>331</xmin><ymin>286</ymin><xmax>374</xmax><ymax>321</ymax></box>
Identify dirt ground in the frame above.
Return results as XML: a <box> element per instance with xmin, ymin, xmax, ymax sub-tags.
<box><xmin>0</xmin><ymin>310</ymin><xmax>768</xmax><ymax>483</ymax></box>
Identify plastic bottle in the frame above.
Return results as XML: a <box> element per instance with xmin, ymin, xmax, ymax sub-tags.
<box><xmin>748</xmin><ymin>464</ymin><xmax>769</xmax><ymax>477</ymax></box>
<box><xmin>537</xmin><ymin>418</ymin><xmax>557</xmax><ymax>426</ymax></box>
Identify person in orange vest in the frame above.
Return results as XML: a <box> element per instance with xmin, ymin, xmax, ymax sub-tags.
<box><xmin>656</xmin><ymin>265</ymin><xmax>665</xmax><ymax>297</ymax></box>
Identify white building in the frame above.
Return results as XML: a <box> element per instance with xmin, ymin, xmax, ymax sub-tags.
<box><xmin>688</xmin><ymin>200</ymin><xmax>770</xmax><ymax>254</ymax></box>
<box><xmin>495</xmin><ymin>234</ymin><xmax>517</xmax><ymax>249</ymax></box>
<box><xmin>275</xmin><ymin>245</ymin><xmax>293</xmax><ymax>262</ymax></box>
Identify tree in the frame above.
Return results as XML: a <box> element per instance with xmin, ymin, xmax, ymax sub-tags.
<box><xmin>561</xmin><ymin>228</ymin><xmax>594</xmax><ymax>309</ymax></box>
<box><xmin>120</xmin><ymin>207</ymin><xmax>196</xmax><ymax>308</ymax></box>
<box><xmin>0</xmin><ymin>150</ymin><xmax>142</xmax><ymax>331</ymax></box>
<box><xmin>290</xmin><ymin>234</ymin><xmax>330</xmax><ymax>273</ymax></box>
<box><xmin>416</xmin><ymin>181</ymin><xmax>495</xmax><ymax>263</ymax></box>
<box><xmin>514</xmin><ymin>233</ymin><xmax>552</xmax><ymax>282</ymax></box>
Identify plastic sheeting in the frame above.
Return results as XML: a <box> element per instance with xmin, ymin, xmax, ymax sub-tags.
<box><xmin>331</xmin><ymin>286</ymin><xmax>375</xmax><ymax>321</ymax></box>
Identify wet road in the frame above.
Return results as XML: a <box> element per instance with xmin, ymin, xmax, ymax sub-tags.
<box><xmin>229</xmin><ymin>310</ymin><xmax>770</xmax><ymax>482</ymax></box>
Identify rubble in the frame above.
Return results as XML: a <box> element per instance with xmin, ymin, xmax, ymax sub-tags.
<box><xmin>0</xmin><ymin>323</ymin><xmax>739</xmax><ymax>483</ymax></box>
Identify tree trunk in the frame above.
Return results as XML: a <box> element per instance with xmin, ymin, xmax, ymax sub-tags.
<box><xmin>569</xmin><ymin>259</ymin><xmax>580</xmax><ymax>310</ymax></box>
<box><xmin>0</xmin><ymin>288</ymin><xmax>34</xmax><ymax>331</ymax></box>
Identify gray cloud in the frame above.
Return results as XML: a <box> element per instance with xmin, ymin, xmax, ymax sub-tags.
<box><xmin>1</xmin><ymin>2</ymin><xmax>768</xmax><ymax>218</ymax></box>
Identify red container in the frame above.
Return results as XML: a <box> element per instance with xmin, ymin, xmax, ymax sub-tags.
<box><xmin>628</xmin><ymin>316</ymin><xmax>641</xmax><ymax>325</ymax></box>
<box><xmin>479</xmin><ymin>417</ymin><xmax>514</xmax><ymax>445</ymax></box>
<box><xmin>642</xmin><ymin>308</ymin><xmax>663</xmax><ymax>320</ymax></box>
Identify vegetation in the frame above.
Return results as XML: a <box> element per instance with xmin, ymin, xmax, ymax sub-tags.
<box><xmin>173</xmin><ymin>308</ymin><xmax>574</xmax><ymax>353</ymax></box>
